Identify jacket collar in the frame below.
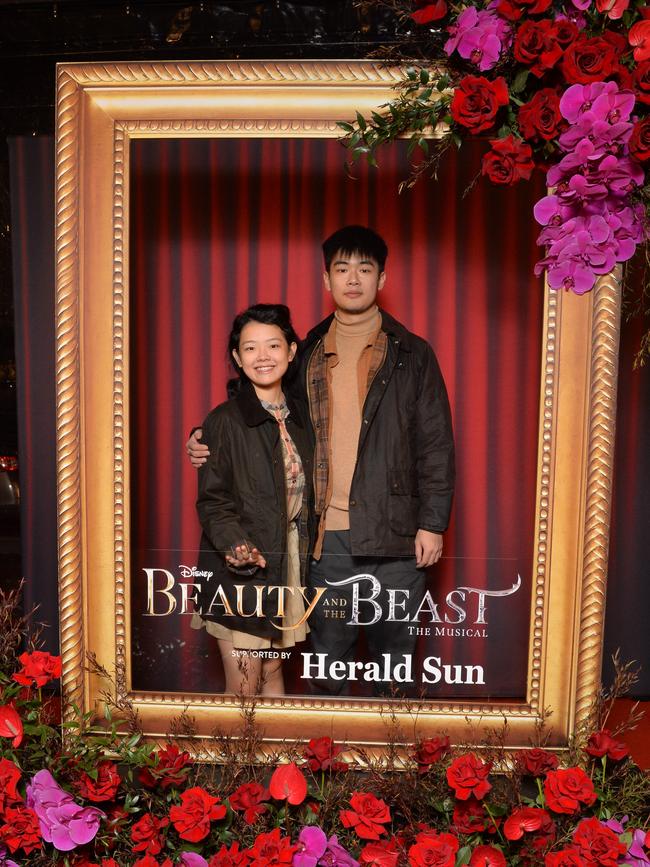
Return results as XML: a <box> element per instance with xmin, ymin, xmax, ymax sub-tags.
<box><xmin>303</xmin><ymin>308</ymin><xmax>412</xmax><ymax>352</ymax></box>
<box><xmin>235</xmin><ymin>379</ymin><xmax>305</xmax><ymax>428</ymax></box>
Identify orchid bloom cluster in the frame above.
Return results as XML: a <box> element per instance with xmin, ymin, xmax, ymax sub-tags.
<box><xmin>26</xmin><ymin>769</ymin><xmax>104</xmax><ymax>852</ymax></box>
<box><xmin>535</xmin><ymin>81</ymin><xmax>647</xmax><ymax>293</ymax></box>
<box><xmin>444</xmin><ymin>5</ymin><xmax>513</xmax><ymax>71</ymax></box>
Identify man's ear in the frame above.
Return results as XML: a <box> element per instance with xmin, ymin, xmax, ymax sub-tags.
<box><xmin>378</xmin><ymin>271</ymin><xmax>387</xmax><ymax>292</ymax></box>
<box><xmin>323</xmin><ymin>270</ymin><xmax>332</xmax><ymax>293</ymax></box>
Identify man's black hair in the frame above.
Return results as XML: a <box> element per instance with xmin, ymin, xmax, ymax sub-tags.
<box><xmin>322</xmin><ymin>225</ymin><xmax>388</xmax><ymax>272</ymax></box>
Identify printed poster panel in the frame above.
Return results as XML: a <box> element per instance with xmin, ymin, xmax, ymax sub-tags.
<box><xmin>128</xmin><ymin>137</ymin><xmax>543</xmax><ymax>702</ymax></box>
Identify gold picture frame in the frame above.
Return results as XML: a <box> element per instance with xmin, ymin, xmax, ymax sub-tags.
<box><xmin>55</xmin><ymin>60</ymin><xmax>619</xmax><ymax>756</ymax></box>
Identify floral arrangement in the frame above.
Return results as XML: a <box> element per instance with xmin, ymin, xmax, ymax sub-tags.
<box><xmin>0</xmin><ymin>586</ymin><xmax>648</xmax><ymax>866</ymax></box>
<box><xmin>343</xmin><ymin>0</ymin><xmax>650</xmax><ymax>357</ymax></box>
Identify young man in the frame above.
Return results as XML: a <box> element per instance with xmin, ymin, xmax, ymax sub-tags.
<box><xmin>187</xmin><ymin>225</ymin><xmax>455</xmax><ymax>695</ymax></box>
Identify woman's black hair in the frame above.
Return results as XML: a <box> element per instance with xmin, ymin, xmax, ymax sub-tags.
<box><xmin>226</xmin><ymin>303</ymin><xmax>300</xmax><ymax>398</ymax></box>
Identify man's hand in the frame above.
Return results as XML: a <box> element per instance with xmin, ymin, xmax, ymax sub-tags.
<box><xmin>225</xmin><ymin>542</ymin><xmax>267</xmax><ymax>569</ymax></box>
<box><xmin>415</xmin><ymin>529</ymin><xmax>443</xmax><ymax>568</ymax></box>
<box><xmin>186</xmin><ymin>428</ymin><xmax>210</xmax><ymax>467</ymax></box>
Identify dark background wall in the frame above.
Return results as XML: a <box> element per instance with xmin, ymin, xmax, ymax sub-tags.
<box><xmin>1</xmin><ymin>1</ymin><xmax>648</xmax><ymax>696</ymax></box>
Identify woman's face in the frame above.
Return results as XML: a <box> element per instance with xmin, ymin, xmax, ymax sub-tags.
<box><xmin>232</xmin><ymin>322</ymin><xmax>296</xmax><ymax>391</ymax></box>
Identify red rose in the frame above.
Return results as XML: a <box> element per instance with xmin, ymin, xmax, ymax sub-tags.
<box><xmin>596</xmin><ymin>0</ymin><xmax>630</xmax><ymax>17</ymax></box>
<box><xmin>497</xmin><ymin>0</ymin><xmax>552</xmax><ymax>21</ymax></box>
<box><xmin>514</xmin><ymin>21</ymin><xmax>563</xmax><ymax>77</ymax></box>
<box><xmin>572</xmin><ymin>817</ymin><xmax>626</xmax><ymax>866</ymax></box>
<box><xmin>469</xmin><ymin>845</ymin><xmax>507</xmax><ymax>867</ymax></box>
<box><xmin>450</xmin><ymin>76</ymin><xmax>509</xmax><ymax>133</ymax></box>
<box><xmin>447</xmin><ymin>754</ymin><xmax>492</xmax><ymax>800</ymax></box>
<box><xmin>0</xmin><ymin>805</ymin><xmax>42</xmax><ymax>855</ymax></box>
<box><xmin>269</xmin><ymin>762</ymin><xmax>307</xmax><ymax>805</ymax></box>
<box><xmin>516</xmin><ymin>748</ymin><xmax>559</xmax><ymax>776</ymax></box>
<box><xmin>634</xmin><ymin>61</ymin><xmax>650</xmax><ymax>104</ymax></box>
<box><xmin>543</xmin><ymin>768</ymin><xmax>597</xmax><ymax>814</ymax></box>
<box><xmin>0</xmin><ymin>758</ymin><xmax>22</xmax><ymax>813</ymax></box>
<box><xmin>451</xmin><ymin>798</ymin><xmax>486</xmax><ymax>834</ymax></box>
<box><xmin>304</xmin><ymin>736</ymin><xmax>347</xmax><ymax>772</ymax></box>
<box><xmin>139</xmin><ymin>743</ymin><xmax>191</xmax><ymax>789</ymax></box>
<box><xmin>229</xmin><ymin>782</ymin><xmax>270</xmax><ymax>823</ymax></box>
<box><xmin>340</xmin><ymin>792</ymin><xmax>392</xmax><ymax>840</ymax></box>
<box><xmin>503</xmin><ymin>807</ymin><xmax>549</xmax><ymax>840</ymax></box>
<box><xmin>412</xmin><ymin>0</ymin><xmax>448</xmax><ymax>24</ymax></box>
<box><xmin>12</xmin><ymin>651</ymin><xmax>62</xmax><ymax>688</ymax></box>
<box><xmin>544</xmin><ymin>849</ymin><xmax>584</xmax><ymax>866</ymax></box>
<box><xmin>209</xmin><ymin>842</ymin><xmax>250</xmax><ymax>866</ymax></box>
<box><xmin>133</xmin><ymin>857</ymin><xmax>166</xmax><ymax>867</ymax></box>
<box><xmin>630</xmin><ymin>20</ymin><xmax>650</xmax><ymax>61</ymax></box>
<box><xmin>554</xmin><ymin>20</ymin><xmax>579</xmax><ymax>48</ymax></box>
<box><xmin>482</xmin><ymin>135</ymin><xmax>535</xmax><ymax>184</ymax></box>
<box><xmin>561</xmin><ymin>35</ymin><xmax>619</xmax><ymax>83</ymax></box>
<box><xmin>0</xmin><ymin>704</ymin><xmax>23</xmax><ymax>748</ymax></box>
<box><xmin>169</xmin><ymin>786</ymin><xmax>227</xmax><ymax>842</ymax></box>
<box><xmin>518</xmin><ymin>90</ymin><xmax>563</xmax><ymax>142</ymax></box>
<box><xmin>408</xmin><ymin>831</ymin><xmax>459</xmax><ymax>867</ymax></box>
<box><xmin>248</xmin><ymin>828</ymin><xmax>296</xmax><ymax>865</ymax></box>
<box><xmin>76</xmin><ymin>761</ymin><xmax>121</xmax><ymax>802</ymax></box>
<box><xmin>628</xmin><ymin>116</ymin><xmax>650</xmax><ymax>160</ymax></box>
<box><xmin>412</xmin><ymin>736</ymin><xmax>451</xmax><ymax>774</ymax></box>
<box><xmin>359</xmin><ymin>839</ymin><xmax>400</xmax><ymax>866</ymax></box>
<box><xmin>585</xmin><ymin>729</ymin><xmax>629</xmax><ymax>761</ymax></box>
<box><xmin>131</xmin><ymin>813</ymin><xmax>169</xmax><ymax>855</ymax></box>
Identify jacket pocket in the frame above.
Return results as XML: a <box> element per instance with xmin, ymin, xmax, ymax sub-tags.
<box><xmin>388</xmin><ymin>469</ymin><xmax>419</xmax><ymax>536</ymax></box>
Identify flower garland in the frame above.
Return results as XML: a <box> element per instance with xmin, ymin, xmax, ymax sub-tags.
<box><xmin>342</xmin><ymin>0</ymin><xmax>650</xmax><ymax>305</ymax></box>
<box><xmin>0</xmin><ymin>647</ymin><xmax>649</xmax><ymax>866</ymax></box>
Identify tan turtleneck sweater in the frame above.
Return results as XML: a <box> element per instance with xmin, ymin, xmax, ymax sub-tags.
<box><xmin>325</xmin><ymin>306</ymin><xmax>382</xmax><ymax>530</ymax></box>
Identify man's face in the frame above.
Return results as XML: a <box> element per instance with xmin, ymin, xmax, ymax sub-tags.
<box><xmin>324</xmin><ymin>251</ymin><xmax>386</xmax><ymax>314</ymax></box>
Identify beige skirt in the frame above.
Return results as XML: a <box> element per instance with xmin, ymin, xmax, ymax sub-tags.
<box><xmin>191</xmin><ymin>522</ymin><xmax>308</xmax><ymax>649</ymax></box>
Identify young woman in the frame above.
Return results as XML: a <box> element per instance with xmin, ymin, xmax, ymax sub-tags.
<box><xmin>192</xmin><ymin>304</ymin><xmax>313</xmax><ymax>696</ymax></box>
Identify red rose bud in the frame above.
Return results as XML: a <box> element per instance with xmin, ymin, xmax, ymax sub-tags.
<box><xmin>585</xmin><ymin>729</ymin><xmax>629</xmax><ymax>761</ymax></box>
<box><xmin>12</xmin><ymin>651</ymin><xmax>62</xmax><ymax>688</ymax></box>
<box><xmin>412</xmin><ymin>735</ymin><xmax>451</xmax><ymax>773</ymax></box>
<box><xmin>561</xmin><ymin>35</ymin><xmax>620</xmax><ymax>83</ymax></box>
<box><xmin>518</xmin><ymin>89</ymin><xmax>563</xmax><ymax>142</ymax></box>
<box><xmin>572</xmin><ymin>817</ymin><xmax>627</xmax><ymax>864</ymax></box>
<box><xmin>513</xmin><ymin>20</ymin><xmax>563</xmax><ymax>78</ymax></box>
<box><xmin>482</xmin><ymin>135</ymin><xmax>535</xmax><ymax>184</ymax></box>
<box><xmin>446</xmin><ymin>754</ymin><xmax>492</xmax><ymax>801</ymax></box>
<box><xmin>269</xmin><ymin>761</ymin><xmax>308</xmax><ymax>805</ymax></box>
<box><xmin>228</xmin><ymin>781</ymin><xmax>270</xmax><ymax>823</ymax></box>
<box><xmin>304</xmin><ymin>736</ymin><xmax>347</xmax><ymax>772</ymax></box>
<box><xmin>340</xmin><ymin>792</ymin><xmax>392</xmax><ymax>840</ymax></box>
<box><xmin>408</xmin><ymin>831</ymin><xmax>459</xmax><ymax>867</ymax></box>
<box><xmin>516</xmin><ymin>747</ymin><xmax>559</xmax><ymax>776</ymax></box>
<box><xmin>543</xmin><ymin>768</ymin><xmax>597</xmax><ymax>814</ymax></box>
<box><xmin>359</xmin><ymin>839</ymin><xmax>400</xmax><ymax>866</ymax></box>
<box><xmin>169</xmin><ymin>787</ymin><xmax>226</xmax><ymax>842</ymax></box>
<box><xmin>450</xmin><ymin>76</ymin><xmax>509</xmax><ymax>133</ymax></box>
<box><xmin>76</xmin><ymin>761</ymin><xmax>121</xmax><ymax>802</ymax></box>
<box><xmin>545</xmin><ymin>849</ymin><xmax>586</xmax><ymax>866</ymax></box>
<box><xmin>630</xmin><ymin>117</ymin><xmax>650</xmax><ymax>162</ymax></box>
<box><xmin>497</xmin><ymin>0</ymin><xmax>552</xmax><ymax>22</ymax></box>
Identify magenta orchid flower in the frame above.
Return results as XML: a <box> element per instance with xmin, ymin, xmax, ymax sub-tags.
<box><xmin>26</xmin><ymin>769</ymin><xmax>103</xmax><ymax>852</ymax></box>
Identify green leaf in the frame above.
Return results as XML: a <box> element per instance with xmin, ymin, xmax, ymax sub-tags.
<box><xmin>512</xmin><ymin>68</ymin><xmax>530</xmax><ymax>94</ymax></box>
<box><xmin>355</xmin><ymin>112</ymin><xmax>367</xmax><ymax>131</ymax></box>
<box><xmin>338</xmin><ymin>121</ymin><xmax>354</xmax><ymax>133</ymax></box>
<box><xmin>419</xmin><ymin>68</ymin><xmax>430</xmax><ymax>86</ymax></box>
<box><xmin>456</xmin><ymin>846</ymin><xmax>472</xmax><ymax>866</ymax></box>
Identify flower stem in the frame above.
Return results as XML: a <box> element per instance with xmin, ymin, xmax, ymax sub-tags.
<box><xmin>485</xmin><ymin>802</ymin><xmax>504</xmax><ymax>842</ymax></box>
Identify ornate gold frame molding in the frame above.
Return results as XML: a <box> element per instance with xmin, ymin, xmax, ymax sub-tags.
<box><xmin>55</xmin><ymin>60</ymin><xmax>619</xmax><ymax>754</ymax></box>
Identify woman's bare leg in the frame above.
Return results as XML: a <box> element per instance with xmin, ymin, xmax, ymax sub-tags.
<box><xmin>217</xmin><ymin>640</ymin><xmax>285</xmax><ymax>696</ymax></box>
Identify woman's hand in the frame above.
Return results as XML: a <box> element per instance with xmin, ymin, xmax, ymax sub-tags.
<box><xmin>225</xmin><ymin>542</ymin><xmax>267</xmax><ymax>569</ymax></box>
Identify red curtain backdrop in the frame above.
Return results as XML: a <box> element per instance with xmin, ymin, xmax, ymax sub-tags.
<box><xmin>129</xmin><ymin>137</ymin><xmax>544</xmax><ymax>698</ymax></box>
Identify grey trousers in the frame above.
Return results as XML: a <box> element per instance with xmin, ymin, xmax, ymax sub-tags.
<box><xmin>306</xmin><ymin>530</ymin><xmax>426</xmax><ymax>696</ymax></box>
